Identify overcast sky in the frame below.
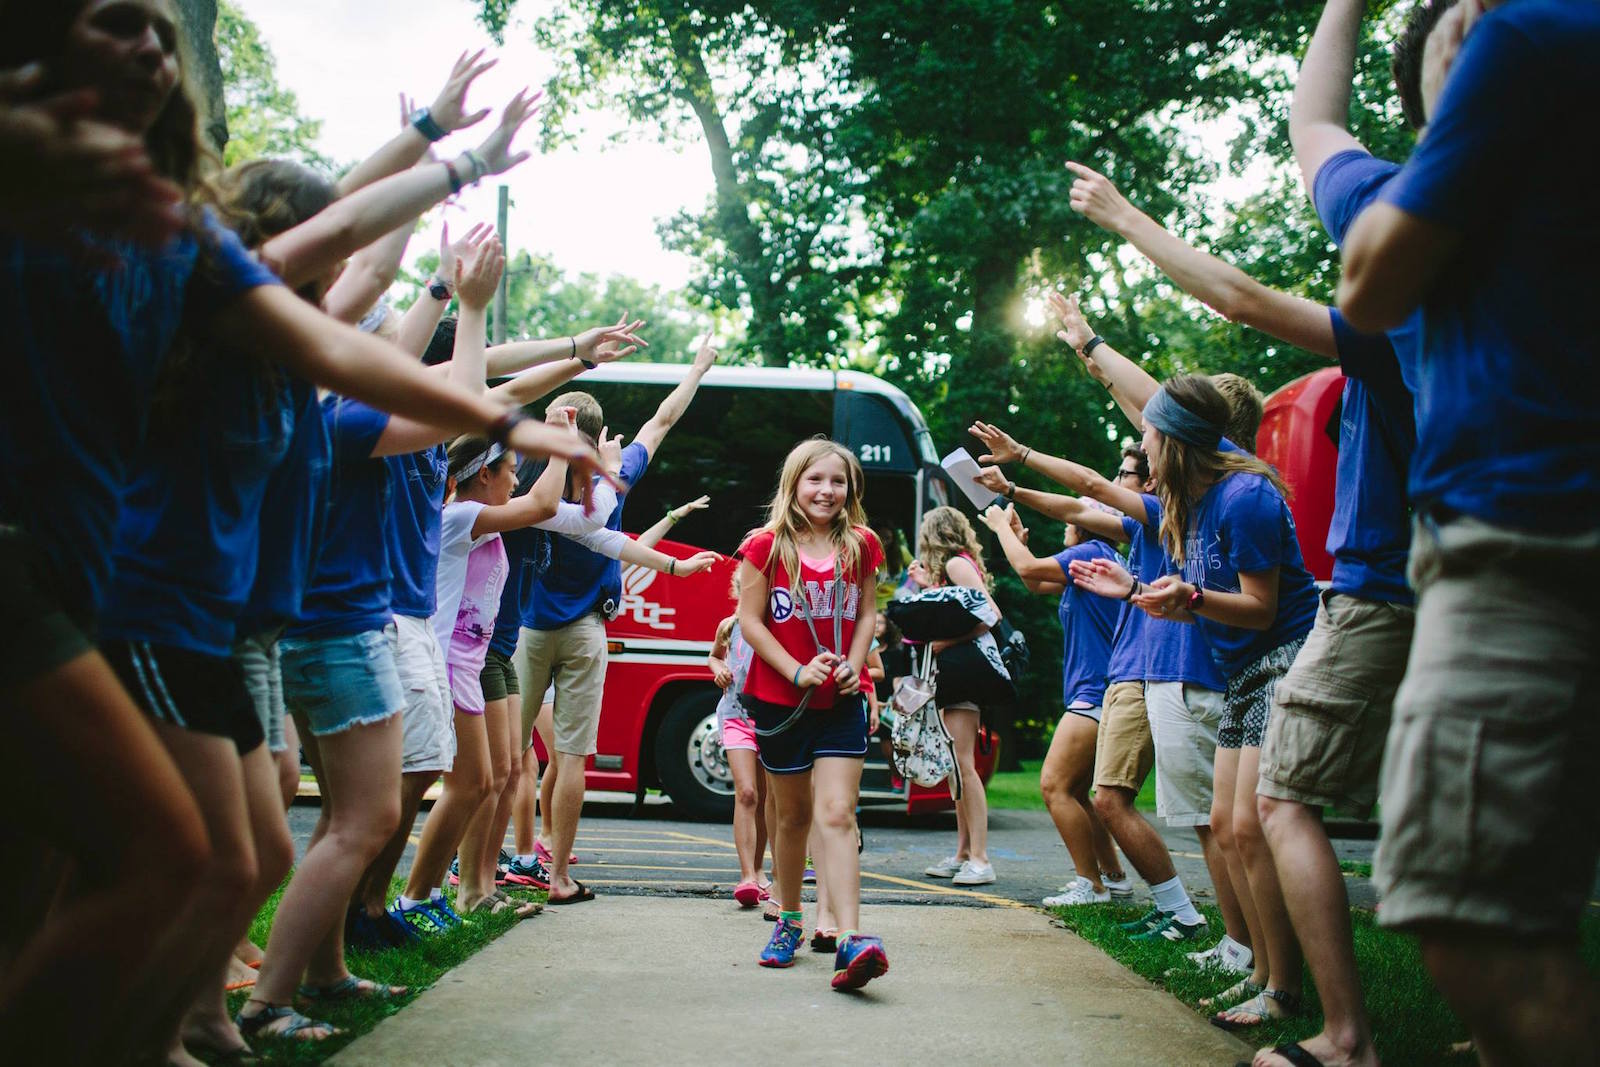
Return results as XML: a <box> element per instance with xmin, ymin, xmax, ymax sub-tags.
<box><xmin>233</xmin><ymin>0</ymin><xmax>712</xmax><ymax>290</ymax></box>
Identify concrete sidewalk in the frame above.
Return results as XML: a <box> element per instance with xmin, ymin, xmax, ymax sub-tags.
<box><xmin>332</xmin><ymin>898</ymin><xmax>1251</xmax><ymax>1066</ymax></box>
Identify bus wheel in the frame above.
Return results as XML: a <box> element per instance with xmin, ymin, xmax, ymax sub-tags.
<box><xmin>655</xmin><ymin>690</ymin><xmax>736</xmax><ymax>821</ymax></box>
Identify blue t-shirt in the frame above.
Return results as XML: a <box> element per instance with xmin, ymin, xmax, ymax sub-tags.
<box><xmin>1312</xmin><ymin>151</ymin><xmax>1425</xmax><ymax>604</ymax></box>
<box><xmin>488</xmin><ymin>526</ymin><xmax>538</xmax><ymax>657</ymax></box>
<box><xmin>101</xmin><ymin>353</ymin><xmax>301</xmax><ymax>656</ymax></box>
<box><xmin>386</xmin><ymin>446</ymin><xmax>449</xmax><ymax>618</ymax></box>
<box><xmin>285</xmin><ymin>397</ymin><xmax>394</xmax><ymax>639</ymax></box>
<box><xmin>1050</xmin><ymin>541</ymin><xmax>1121</xmax><ymax>708</ymax></box>
<box><xmin>0</xmin><ymin>218</ymin><xmax>276</xmax><ymax>616</ymax></box>
<box><xmin>1376</xmin><ymin>0</ymin><xmax>1600</xmax><ymax>531</ymax></box>
<box><xmin>237</xmin><ymin>378</ymin><xmax>332</xmax><ymax>639</ymax></box>
<box><xmin>522</xmin><ymin>441</ymin><xmax>650</xmax><ymax>631</ymax></box>
<box><xmin>1130</xmin><ymin>495</ymin><xmax>1226</xmax><ymax>690</ymax></box>
<box><xmin>1179</xmin><ymin>473</ymin><xmax>1318</xmax><ymax>679</ymax></box>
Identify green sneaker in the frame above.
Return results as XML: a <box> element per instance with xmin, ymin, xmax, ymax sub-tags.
<box><xmin>1132</xmin><ymin>914</ymin><xmax>1210</xmax><ymax>943</ymax></box>
<box><xmin>1118</xmin><ymin>907</ymin><xmax>1168</xmax><ymax>934</ymax></box>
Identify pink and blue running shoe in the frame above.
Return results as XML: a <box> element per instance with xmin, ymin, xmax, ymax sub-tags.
<box><xmin>759</xmin><ymin>919</ymin><xmax>805</xmax><ymax>968</ymax></box>
<box><xmin>830</xmin><ymin>934</ymin><xmax>889</xmax><ymax>991</ymax></box>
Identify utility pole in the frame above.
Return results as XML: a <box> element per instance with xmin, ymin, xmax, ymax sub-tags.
<box><xmin>494</xmin><ymin>184</ymin><xmax>510</xmax><ymax>344</ymax></box>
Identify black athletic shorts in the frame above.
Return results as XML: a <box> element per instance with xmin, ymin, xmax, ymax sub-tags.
<box><xmin>103</xmin><ymin>639</ymin><xmax>265</xmax><ymax>755</ymax></box>
<box><xmin>0</xmin><ymin>522</ymin><xmax>95</xmax><ymax>687</ymax></box>
<box><xmin>744</xmin><ymin>694</ymin><xmax>869</xmax><ymax>775</ymax></box>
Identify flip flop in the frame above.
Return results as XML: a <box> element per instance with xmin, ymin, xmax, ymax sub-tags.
<box><xmin>1234</xmin><ymin>1043</ymin><xmax>1329</xmax><ymax>1067</ymax></box>
<box><xmin>1211</xmin><ymin>988</ymin><xmax>1300</xmax><ymax>1032</ymax></box>
<box><xmin>733</xmin><ymin>880</ymin><xmax>762</xmax><ymax>908</ymax></box>
<box><xmin>546</xmin><ymin>880</ymin><xmax>595</xmax><ymax>905</ymax></box>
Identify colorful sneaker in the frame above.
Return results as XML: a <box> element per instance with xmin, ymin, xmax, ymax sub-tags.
<box><xmin>1118</xmin><ymin>907</ymin><xmax>1169</xmax><ymax>934</ymax></box>
<box><xmin>427</xmin><ymin>893</ymin><xmax>463</xmax><ymax>929</ymax></box>
<box><xmin>447</xmin><ymin>856</ymin><xmax>461</xmax><ymax>887</ymax></box>
<box><xmin>952</xmin><ymin>860</ymin><xmax>996</xmax><ymax>886</ymax></box>
<box><xmin>1101</xmin><ymin>872</ymin><xmax>1135</xmax><ymax>900</ymax></box>
<box><xmin>733</xmin><ymin>880</ymin><xmax>762</xmax><ymax>908</ymax></box>
<box><xmin>372</xmin><ymin>907</ymin><xmax>421</xmax><ymax>947</ymax></box>
<box><xmin>831</xmin><ymin>934</ymin><xmax>889</xmax><ymax>991</ymax></box>
<box><xmin>923</xmin><ymin>855</ymin><xmax>963</xmax><ymax>878</ymax></box>
<box><xmin>802</xmin><ymin>858</ymin><xmax>816</xmax><ymax>884</ymax></box>
<box><xmin>1133</xmin><ymin>914</ymin><xmax>1209</xmax><ymax>943</ymax></box>
<box><xmin>504</xmin><ymin>854</ymin><xmax>550</xmax><ymax>890</ymax></box>
<box><xmin>1042</xmin><ymin>877</ymin><xmax>1110</xmax><ymax>907</ymax></box>
<box><xmin>389</xmin><ymin>897</ymin><xmax>449</xmax><ymax>937</ymax></box>
<box><xmin>759</xmin><ymin>919</ymin><xmax>805</xmax><ymax>968</ymax></box>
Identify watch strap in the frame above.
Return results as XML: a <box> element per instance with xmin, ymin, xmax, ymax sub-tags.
<box><xmin>411</xmin><ymin>107</ymin><xmax>447</xmax><ymax>143</ymax></box>
<box><xmin>1082</xmin><ymin>335</ymin><xmax>1107</xmax><ymax>357</ymax></box>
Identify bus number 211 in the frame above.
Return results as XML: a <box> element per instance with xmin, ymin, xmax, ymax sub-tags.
<box><xmin>859</xmin><ymin>443</ymin><xmax>892</xmax><ymax>464</ymax></box>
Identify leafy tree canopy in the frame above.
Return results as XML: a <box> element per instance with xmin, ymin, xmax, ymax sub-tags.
<box><xmin>215</xmin><ymin>0</ymin><xmax>331</xmax><ymax>168</ymax></box>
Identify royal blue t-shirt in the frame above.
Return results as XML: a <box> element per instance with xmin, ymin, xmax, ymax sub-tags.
<box><xmin>1179</xmin><ymin>473</ymin><xmax>1318</xmax><ymax>679</ymax></box>
<box><xmin>1050</xmin><ymin>541</ymin><xmax>1122</xmax><ymax>708</ymax></box>
<box><xmin>1133</xmin><ymin>495</ymin><xmax>1226</xmax><ymax>690</ymax></box>
<box><xmin>1312</xmin><ymin>151</ymin><xmax>1423</xmax><ymax>604</ymax></box>
<box><xmin>237</xmin><ymin>378</ymin><xmax>332</xmax><ymax>639</ymax></box>
<box><xmin>522</xmin><ymin>442</ymin><xmax>650</xmax><ymax>631</ymax></box>
<box><xmin>488</xmin><ymin>526</ymin><xmax>538</xmax><ymax>657</ymax></box>
<box><xmin>285</xmin><ymin>397</ymin><xmax>394</xmax><ymax>638</ymax></box>
<box><xmin>386</xmin><ymin>445</ymin><xmax>448</xmax><ymax>619</ymax></box>
<box><xmin>1375</xmin><ymin>0</ymin><xmax>1600</xmax><ymax>531</ymax></box>
<box><xmin>0</xmin><ymin>217</ymin><xmax>276</xmax><ymax>617</ymax></box>
<box><xmin>101</xmin><ymin>354</ymin><xmax>300</xmax><ymax>656</ymax></box>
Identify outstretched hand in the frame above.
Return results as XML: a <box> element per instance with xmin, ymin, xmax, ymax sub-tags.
<box><xmin>453</xmin><ymin>235</ymin><xmax>504</xmax><ymax>311</ymax></box>
<box><xmin>577</xmin><ymin>313</ymin><xmax>648</xmax><ymax>364</ymax></box>
<box><xmin>471</xmin><ymin>89</ymin><xmax>543</xmax><ymax>177</ymax></box>
<box><xmin>1065</xmin><ymin>161</ymin><xmax>1135</xmax><ymax>233</ymax></box>
<box><xmin>1046</xmin><ymin>291</ymin><xmax>1110</xmax><ymax>385</ymax></box>
<box><xmin>974</xmin><ymin>466</ymin><xmax>1011</xmax><ymax>496</ymax></box>
<box><xmin>669</xmin><ymin>495</ymin><xmax>711</xmax><ymax>521</ymax></box>
<box><xmin>671</xmin><ymin>551</ymin><xmax>721</xmax><ymax>578</ymax></box>
<box><xmin>968</xmin><ymin>420</ymin><xmax>1025</xmax><ymax>465</ymax></box>
<box><xmin>979</xmin><ymin>503</ymin><xmax>1012</xmax><ymax>533</ymax></box>
<box><xmin>1067</xmin><ymin>556</ymin><xmax>1136</xmax><ymax>600</ymax></box>
<box><xmin>428</xmin><ymin>49</ymin><xmax>497</xmax><ymax>135</ymax></box>
<box><xmin>441</xmin><ymin>221</ymin><xmax>493</xmax><ymax>276</ymax></box>
<box><xmin>692</xmin><ymin>334</ymin><xmax>720</xmax><ymax>373</ymax></box>
<box><xmin>597</xmin><ymin>425</ymin><xmax>625</xmax><ymax>476</ymax></box>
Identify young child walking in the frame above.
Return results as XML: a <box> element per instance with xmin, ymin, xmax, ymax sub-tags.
<box><xmin>735</xmin><ymin>439</ymin><xmax>887</xmax><ymax>990</ymax></box>
<box><xmin>707</xmin><ymin>573</ymin><xmax>772</xmax><ymax>909</ymax></box>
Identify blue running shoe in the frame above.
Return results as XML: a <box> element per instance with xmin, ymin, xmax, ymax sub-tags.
<box><xmin>504</xmin><ymin>853</ymin><xmax>550</xmax><ymax>890</ymax></box>
<box><xmin>427</xmin><ymin>893</ymin><xmax>463</xmax><ymax>928</ymax></box>
<box><xmin>831</xmin><ymin>934</ymin><xmax>889</xmax><ymax>991</ymax></box>
<box><xmin>759</xmin><ymin>919</ymin><xmax>805</xmax><ymax>968</ymax></box>
<box><xmin>389</xmin><ymin>896</ymin><xmax>449</xmax><ymax>937</ymax></box>
<box><xmin>448</xmin><ymin>856</ymin><xmax>461</xmax><ymax>886</ymax></box>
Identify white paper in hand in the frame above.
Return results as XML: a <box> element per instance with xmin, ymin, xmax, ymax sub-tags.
<box><xmin>941</xmin><ymin>447</ymin><xmax>1002</xmax><ymax>510</ymax></box>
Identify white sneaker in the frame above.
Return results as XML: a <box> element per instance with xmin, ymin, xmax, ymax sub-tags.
<box><xmin>924</xmin><ymin>855</ymin><xmax>963</xmax><ymax>878</ymax></box>
<box><xmin>1185</xmin><ymin>935</ymin><xmax>1254</xmax><ymax>975</ymax></box>
<box><xmin>951</xmin><ymin>859</ymin><xmax>996</xmax><ymax>885</ymax></box>
<box><xmin>1043</xmin><ymin>877</ymin><xmax>1111</xmax><ymax>907</ymax></box>
<box><xmin>1100</xmin><ymin>872</ymin><xmax>1135</xmax><ymax>900</ymax></box>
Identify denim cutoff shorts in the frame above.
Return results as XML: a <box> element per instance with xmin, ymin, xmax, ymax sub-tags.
<box><xmin>279</xmin><ymin>624</ymin><xmax>405</xmax><ymax>737</ymax></box>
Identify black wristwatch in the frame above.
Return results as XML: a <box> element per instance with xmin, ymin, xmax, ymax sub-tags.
<box><xmin>1082</xmin><ymin>335</ymin><xmax>1107</xmax><ymax>357</ymax></box>
<box><xmin>427</xmin><ymin>276</ymin><xmax>452</xmax><ymax>301</ymax></box>
<box><xmin>410</xmin><ymin>107</ymin><xmax>447</xmax><ymax>143</ymax></box>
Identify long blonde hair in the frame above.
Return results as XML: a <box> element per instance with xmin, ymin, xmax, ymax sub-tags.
<box><xmin>755</xmin><ymin>438</ymin><xmax>870</xmax><ymax>591</ymax></box>
<box><xmin>1153</xmin><ymin>375</ymin><xmax>1289</xmax><ymax>564</ymax></box>
<box><xmin>918</xmin><ymin>506</ymin><xmax>991</xmax><ymax>590</ymax></box>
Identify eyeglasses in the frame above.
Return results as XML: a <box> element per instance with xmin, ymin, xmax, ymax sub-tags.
<box><xmin>1116</xmin><ymin>469</ymin><xmax>1144</xmax><ymax>480</ymax></box>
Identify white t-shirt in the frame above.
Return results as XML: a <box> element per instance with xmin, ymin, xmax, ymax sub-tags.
<box><xmin>432</xmin><ymin>500</ymin><xmax>497</xmax><ymax>653</ymax></box>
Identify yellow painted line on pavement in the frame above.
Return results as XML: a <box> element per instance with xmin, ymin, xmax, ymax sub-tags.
<box><xmin>858</xmin><ymin>869</ymin><xmax>1027</xmax><ymax>909</ymax></box>
<box><xmin>659</xmin><ymin>829</ymin><xmax>740</xmax><ymax>850</ymax></box>
<box><xmin>580</xmin><ymin>863</ymin><xmax>742</xmax><ymax>874</ymax></box>
<box><xmin>571</xmin><ymin>848</ymin><xmax>735</xmax><ymax>858</ymax></box>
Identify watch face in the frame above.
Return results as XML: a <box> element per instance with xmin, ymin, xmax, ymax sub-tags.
<box><xmin>429</xmin><ymin>282</ymin><xmax>451</xmax><ymax>300</ymax></box>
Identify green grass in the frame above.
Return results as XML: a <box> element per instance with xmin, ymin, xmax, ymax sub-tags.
<box><xmin>1339</xmin><ymin>859</ymin><xmax>1374</xmax><ymax>878</ymax></box>
<box><xmin>1049</xmin><ymin>903</ymin><xmax>1600</xmax><ymax>1066</ymax></box>
<box><xmin>986</xmin><ymin>758</ymin><xmax>1157</xmax><ymax>812</ymax></box>
<box><xmin>215</xmin><ymin>876</ymin><xmax>543</xmax><ymax>1064</ymax></box>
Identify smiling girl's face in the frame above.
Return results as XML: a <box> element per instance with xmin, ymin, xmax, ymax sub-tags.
<box><xmin>61</xmin><ymin>0</ymin><xmax>182</xmax><ymax>135</ymax></box>
<box><xmin>796</xmin><ymin>453</ymin><xmax>849</xmax><ymax>530</ymax></box>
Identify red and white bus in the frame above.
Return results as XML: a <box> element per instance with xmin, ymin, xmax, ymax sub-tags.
<box><xmin>569</xmin><ymin>364</ymin><xmax>998</xmax><ymax>819</ymax></box>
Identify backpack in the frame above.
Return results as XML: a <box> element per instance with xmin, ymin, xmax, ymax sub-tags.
<box><xmin>889</xmin><ymin>645</ymin><xmax>961</xmax><ymax>798</ymax></box>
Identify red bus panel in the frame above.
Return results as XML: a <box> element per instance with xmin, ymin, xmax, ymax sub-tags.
<box><xmin>1257</xmin><ymin>366</ymin><xmax>1343</xmax><ymax>583</ymax></box>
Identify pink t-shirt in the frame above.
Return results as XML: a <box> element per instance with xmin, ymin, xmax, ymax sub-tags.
<box><xmin>450</xmin><ymin>534</ymin><xmax>509</xmax><ymax>678</ymax></box>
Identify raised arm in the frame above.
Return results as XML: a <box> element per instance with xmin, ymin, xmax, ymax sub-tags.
<box><xmin>979</xmin><ymin>505</ymin><xmax>1069</xmax><ymax>585</ymax></box>
<box><xmin>1065</xmin><ymin>164</ymin><xmax>1336</xmax><ymax>359</ymax></box>
<box><xmin>258</xmin><ymin>91</ymin><xmax>540</xmax><ymax>290</ymax></box>
<box><xmin>1045</xmin><ymin>291</ymin><xmax>1159</xmax><ymax>426</ymax></box>
<box><xmin>636</xmin><ymin>495</ymin><xmax>711</xmax><ymax>549</ymax></box>
<box><xmin>336</xmin><ymin>51</ymin><xmax>498</xmax><ymax>197</ymax></box>
<box><xmin>483</xmin><ymin>315</ymin><xmax>648</xmax><ymax>378</ymax></box>
<box><xmin>448</xmin><ymin>236</ymin><xmax>505</xmax><ymax>392</ymax></box>
<box><xmin>973</xmin><ymin>467</ymin><xmax>1129</xmax><ymax>542</ymax></box>
<box><xmin>321</xmin><ymin>221</ymin><xmax>411</xmax><ymax>325</ymax></box>
<box><xmin>969</xmin><ymin>421</ymin><xmax>1150</xmax><ymax>524</ymax></box>
<box><xmin>1290</xmin><ymin>0</ymin><xmax>1368</xmax><ymax>198</ymax></box>
<box><xmin>632</xmin><ymin>335</ymin><xmax>717</xmax><ymax>458</ymax></box>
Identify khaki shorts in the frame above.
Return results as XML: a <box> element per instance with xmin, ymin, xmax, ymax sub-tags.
<box><xmin>1145</xmin><ymin>682</ymin><xmax>1223</xmax><ymax>827</ymax></box>
<box><xmin>516</xmin><ymin>612</ymin><xmax>607</xmax><ymax>757</ymax></box>
<box><xmin>1375</xmin><ymin>516</ymin><xmax>1600</xmax><ymax>937</ymax></box>
<box><xmin>393</xmin><ymin>613</ymin><xmax>456</xmax><ymax>774</ymax></box>
<box><xmin>1093</xmin><ymin>680</ymin><xmax>1153</xmax><ymax>792</ymax></box>
<box><xmin>1258</xmin><ymin>592</ymin><xmax>1414</xmax><ymax>818</ymax></box>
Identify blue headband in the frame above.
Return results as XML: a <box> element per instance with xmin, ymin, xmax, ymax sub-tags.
<box><xmin>1143</xmin><ymin>387</ymin><xmax>1223</xmax><ymax>451</ymax></box>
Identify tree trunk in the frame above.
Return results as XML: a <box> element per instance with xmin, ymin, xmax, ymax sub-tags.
<box><xmin>175</xmin><ymin>0</ymin><xmax>227</xmax><ymax>153</ymax></box>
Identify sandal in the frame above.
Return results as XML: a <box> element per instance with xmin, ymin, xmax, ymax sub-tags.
<box><xmin>810</xmin><ymin>928</ymin><xmax>838</xmax><ymax>953</ymax></box>
<box><xmin>762</xmin><ymin>899</ymin><xmax>781</xmax><ymax>922</ymax></box>
<box><xmin>1211</xmin><ymin>988</ymin><xmax>1301</xmax><ymax>1032</ymax></box>
<box><xmin>297</xmin><ymin>974</ymin><xmax>409</xmax><ymax>1002</ymax></box>
<box><xmin>546</xmin><ymin>880</ymin><xmax>595</xmax><ymax>905</ymax></box>
<box><xmin>479</xmin><ymin>890</ymin><xmax>543</xmax><ymax>919</ymax></box>
<box><xmin>1235</xmin><ymin>1043</ymin><xmax>1330</xmax><ymax>1067</ymax></box>
<box><xmin>235</xmin><ymin>1004</ymin><xmax>340</xmax><ymax>1043</ymax></box>
<box><xmin>1198</xmin><ymin>977</ymin><xmax>1260</xmax><ymax>1010</ymax></box>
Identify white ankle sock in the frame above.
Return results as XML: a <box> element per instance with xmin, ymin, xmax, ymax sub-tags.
<box><xmin>515</xmin><ymin>853</ymin><xmax>537</xmax><ymax>865</ymax></box>
<box><xmin>398</xmin><ymin>893</ymin><xmax>426</xmax><ymax>909</ymax></box>
<box><xmin>429</xmin><ymin>887</ymin><xmax>445</xmax><ymax>902</ymax></box>
<box><xmin>1150</xmin><ymin>876</ymin><xmax>1202</xmax><ymax>925</ymax></box>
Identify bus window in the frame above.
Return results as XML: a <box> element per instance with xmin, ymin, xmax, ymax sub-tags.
<box><xmin>835</xmin><ymin>390</ymin><xmax>917</xmax><ymax>474</ymax></box>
